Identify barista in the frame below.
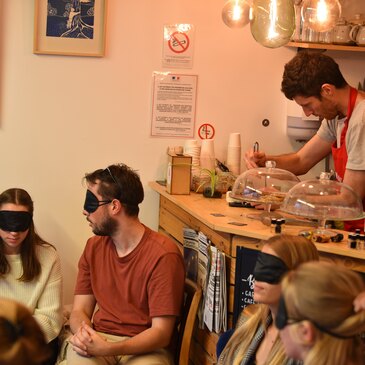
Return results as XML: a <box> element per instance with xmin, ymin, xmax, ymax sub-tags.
<box><xmin>244</xmin><ymin>52</ymin><xmax>365</xmax><ymax>232</ymax></box>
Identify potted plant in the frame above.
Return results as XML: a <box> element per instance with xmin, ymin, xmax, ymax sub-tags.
<box><xmin>196</xmin><ymin>168</ymin><xmax>222</xmax><ymax>198</ymax></box>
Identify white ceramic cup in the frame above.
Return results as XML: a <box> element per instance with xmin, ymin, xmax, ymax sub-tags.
<box><xmin>350</xmin><ymin>25</ymin><xmax>365</xmax><ymax>46</ymax></box>
<box><xmin>333</xmin><ymin>24</ymin><xmax>353</xmax><ymax>44</ymax></box>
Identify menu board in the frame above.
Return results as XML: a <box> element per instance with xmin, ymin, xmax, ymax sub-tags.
<box><xmin>233</xmin><ymin>246</ymin><xmax>258</xmax><ymax>326</ymax></box>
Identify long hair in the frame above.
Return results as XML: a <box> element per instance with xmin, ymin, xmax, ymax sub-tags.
<box><xmin>0</xmin><ymin>298</ymin><xmax>50</xmax><ymax>365</ymax></box>
<box><xmin>219</xmin><ymin>234</ymin><xmax>319</xmax><ymax>365</ymax></box>
<box><xmin>281</xmin><ymin>261</ymin><xmax>365</xmax><ymax>365</ymax></box>
<box><xmin>0</xmin><ymin>188</ymin><xmax>52</xmax><ymax>281</ymax></box>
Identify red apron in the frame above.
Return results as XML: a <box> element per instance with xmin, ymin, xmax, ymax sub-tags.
<box><xmin>331</xmin><ymin>87</ymin><xmax>364</xmax><ymax>232</ymax></box>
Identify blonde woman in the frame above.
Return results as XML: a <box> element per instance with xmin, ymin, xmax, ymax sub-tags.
<box><xmin>277</xmin><ymin>261</ymin><xmax>365</xmax><ymax>365</ymax></box>
<box><xmin>218</xmin><ymin>234</ymin><xmax>319</xmax><ymax>365</ymax></box>
<box><xmin>0</xmin><ymin>298</ymin><xmax>51</xmax><ymax>365</ymax></box>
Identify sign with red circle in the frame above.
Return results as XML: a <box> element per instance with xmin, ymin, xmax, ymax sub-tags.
<box><xmin>168</xmin><ymin>31</ymin><xmax>190</xmax><ymax>54</ymax></box>
<box><xmin>198</xmin><ymin>123</ymin><xmax>215</xmax><ymax>139</ymax></box>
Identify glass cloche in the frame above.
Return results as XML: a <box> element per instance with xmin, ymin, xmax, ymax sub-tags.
<box><xmin>281</xmin><ymin>172</ymin><xmax>364</xmax><ymax>232</ymax></box>
<box><xmin>231</xmin><ymin>161</ymin><xmax>300</xmax><ymax>220</ymax></box>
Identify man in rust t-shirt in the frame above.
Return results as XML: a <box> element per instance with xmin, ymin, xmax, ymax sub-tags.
<box><xmin>60</xmin><ymin>164</ymin><xmax>185</xmax><ymax>365</ymax></box>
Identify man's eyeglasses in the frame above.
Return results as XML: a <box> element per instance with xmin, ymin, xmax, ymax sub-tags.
<box><xmin>83</xmin><ymin>190</ymin><xmax>112</xmax><ymax>214</ymax></box>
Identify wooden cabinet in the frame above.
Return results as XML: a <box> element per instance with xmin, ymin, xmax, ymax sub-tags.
<box><xmin>149</xmin><ymin>181</ymin><xmax>365</xmax><ymax>365</ymax></box>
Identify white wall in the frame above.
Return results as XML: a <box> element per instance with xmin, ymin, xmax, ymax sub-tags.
<box><xmin>0</xmin><ymin>0</ymin><xmax>364</xmax><ymax>304</ymax></box>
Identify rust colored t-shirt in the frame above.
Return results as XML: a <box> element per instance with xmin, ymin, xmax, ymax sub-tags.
<box><xmin>74</xmin><ymin>226</ymin><xmax>185</xmax><ymax>337</ymax></box>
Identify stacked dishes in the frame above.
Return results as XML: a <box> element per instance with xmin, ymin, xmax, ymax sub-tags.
<box><xmin>226</xmin><ymin>132</ymin><xmax>241</xmax><ymax>176</ymax></box>
<box><xmin>184</xmin><ymin>139</ymin><xmax>201</xmax><ymax>177</ymax></box>
<box><xmin>200</xmin><ymin>139</ymin><xmax>215</xmax><ymax>171</ymax></box>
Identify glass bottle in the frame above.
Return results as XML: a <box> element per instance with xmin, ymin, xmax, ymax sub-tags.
<box><xmin>348</xmin><ymin>234</ymin><xmax>357</xmax><ymax>249</ymax></box>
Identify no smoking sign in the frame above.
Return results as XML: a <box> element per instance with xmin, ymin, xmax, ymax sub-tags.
<box><xmin>168</xmin><ymin>31</ymin><xmax>190</xmax><ymax>53</ymax></box>
<box><xmin>163</xmin><ymin>24</ymin><xmax>195</xmax><ymax>68</ymax></box>
<box><xmin>198</xmin><ymin>123</ymin><xmax>215</xmax><ymax>139</ymax></box>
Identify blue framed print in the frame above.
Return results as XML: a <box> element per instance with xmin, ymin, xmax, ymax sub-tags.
<box><xmin>33</xmin><ymin>0</ymin><xmax>107</xmax><ymax>57</ymax></box>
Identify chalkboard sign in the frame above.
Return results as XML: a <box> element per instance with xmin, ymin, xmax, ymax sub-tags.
<box><xmin>233</xmin><ymin>246</ymin><xmax>259</xmax><ymax>326</ymax></box>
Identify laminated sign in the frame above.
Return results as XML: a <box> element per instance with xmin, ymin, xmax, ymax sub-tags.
<box><xmin>163</xmin><ymin>24</ymin><xmax>195</xmax><ymax>69</ymax></box>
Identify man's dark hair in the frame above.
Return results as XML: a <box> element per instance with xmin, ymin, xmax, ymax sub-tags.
<box><xmin>281</xmin><ymin>52</ymin><xmax>347</xmax><ymax>100</ymax></box>
<box><xmin>84</xmin><ymin>163</ymin><xmax>144</xmax><ymax>217</ymax></box>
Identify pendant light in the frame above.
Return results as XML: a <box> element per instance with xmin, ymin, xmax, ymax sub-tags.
<box><xmin>250</xmin><ymin>0</ymin><xmax>295</xmax><ymax>48</ymax></box>
<box><xmin>301</xmin><ymin>0</ymin><xmax>341</xmax><ymax>32</ymax></box>
<box><xmin>222</xmin><ymin>0</ymin><xmax>251</xmax><ymax>29</ymax></box>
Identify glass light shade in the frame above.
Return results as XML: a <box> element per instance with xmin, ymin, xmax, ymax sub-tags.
<box><xmin>301</xmin><ymin>0</ymin><xmax>341</xmax><ymax>32</ymax></box>
<box><xmin>250</xmin><ymin>0</ymin><xmax>295</xmax><ymax>48</ymax></box>
<box><xmin>231</xmin><ymin>161</ymin><xmax>300</xmax><ymax>205</ymax></box>
<box><xmin>281</xmin><ymin>173</ymin><xmax>364</xmax><ymax>229</ymax></box>
<box><xmin>222</xmin><ymin>0</ymin><xmax>251</xmax><ymax>29</ymax></box>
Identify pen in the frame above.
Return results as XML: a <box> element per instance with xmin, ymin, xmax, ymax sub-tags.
<box><xmin>253</xmin><ymin>141</ymin><xmax>259</xmax><ymax>153</ymax></box>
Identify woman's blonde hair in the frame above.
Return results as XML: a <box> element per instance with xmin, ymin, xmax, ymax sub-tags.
<box><xmin>281</xmin><ymin>261</ymin><xmax>365</xmax><ymax>365</ymax></box>
<box><xmin>0</xmin><ymin>298</ymin><xmax>50</xmax><ymax>365</ymax></box>
<box><xmin>219</xmin><ymin>234</ymin><xmax>319</xmax><ymax>365</ymax></box>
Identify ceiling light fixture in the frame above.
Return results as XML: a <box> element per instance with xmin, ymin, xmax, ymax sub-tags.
<box><xmin>222</xmin><ymin>0</ymin><xmax>251</xmax><ymax>29</ymax></box>
<box><xmin>301</xmin><ymin>0</ymin><xmax>341</xmax><ymax>32</ymax></box>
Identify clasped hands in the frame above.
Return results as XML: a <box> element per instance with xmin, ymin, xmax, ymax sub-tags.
<box><xmin>70</xmin><ymin>321</ymin><xmax>109</xmax><ymax>357</ymax></box>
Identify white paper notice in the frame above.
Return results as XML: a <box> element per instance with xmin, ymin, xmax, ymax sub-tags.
<box><xmin>151</xmin><ymin>72</ymin><xmax>198</xmax><ymax>138</ymax></box>
<box><xmin>163</xmin><ymin>24</ymin><xmax>195</xmax><ymax>69</ymax></box>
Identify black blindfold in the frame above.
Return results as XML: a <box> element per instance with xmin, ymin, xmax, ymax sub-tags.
<box><xmin>0</xmin><ymin>211</ymin><xmax>32</xmax><ymax>232</ymax></box>
<box><xmin>253</xmin><ymin>251</ymin><xmax>288</xmax><ymax>284</ymax></box>
<box><xmin>83</xmin><ymin>190</ymin><xmax>111</xmax><ymax>214</ymax></box>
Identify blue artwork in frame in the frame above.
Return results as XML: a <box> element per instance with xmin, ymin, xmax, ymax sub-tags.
<box><xmin>46</xmin><ymin>0</ymin><xmax>95</xmax><ymax>39</ymax></box>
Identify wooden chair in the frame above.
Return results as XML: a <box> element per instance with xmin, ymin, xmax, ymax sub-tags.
<box><xmin>174</xmin><ymin>278</ymin><xmax>202</xmax><ymax>365</ymax></box>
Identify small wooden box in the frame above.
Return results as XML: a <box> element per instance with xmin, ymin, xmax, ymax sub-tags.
<box><xmin>166</xmin><ymin>154</ymin><xmax>192</xmax><ymax>195</ymax></box>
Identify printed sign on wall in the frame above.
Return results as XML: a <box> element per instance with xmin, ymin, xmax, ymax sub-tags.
<box><xmin>163</xmin><ymin>24</ymin><xmax>195</xmax><ymax>69</ymax></box>
<box><xmin>151</xmin><ymin>72</ymin><xmax>198</xmax><ymax>137</ymax></box>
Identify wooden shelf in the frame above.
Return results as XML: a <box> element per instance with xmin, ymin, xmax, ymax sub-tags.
<box><xmin>287</xmin><ymin>41</ymin><xmax>365</xmax><ymax>52</ymax></box>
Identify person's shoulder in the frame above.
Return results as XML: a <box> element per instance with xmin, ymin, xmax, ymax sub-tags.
<box><xmin>83</xmin><ymin>235</ymin><xmax>111</xmax><ymax>255</ymax></box>
<box><xmin>36</xmin><ymin>243</ymin><xmax>58</xmax><ymax>258</ymax></box>
<box><xmin>144</xmin><ymin>226</ymin><xmax>182</xmax><ymax>255</ymax></box>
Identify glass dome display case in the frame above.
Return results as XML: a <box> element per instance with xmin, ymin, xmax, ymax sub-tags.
<box><xmin>231</xmin><ymin>161</ymin><xmax>300</xmax><ymax>221</ymax></box>
<box><xmin>281</xmin><ymin>172</ymin><xmax>364</xmax><ymax>235</ymax></box>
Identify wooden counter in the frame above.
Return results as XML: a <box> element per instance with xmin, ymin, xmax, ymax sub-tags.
<box><xmin>149</xmin><ymin>181</ymin><xmax>365</xmax><ymax>365</ymax></box>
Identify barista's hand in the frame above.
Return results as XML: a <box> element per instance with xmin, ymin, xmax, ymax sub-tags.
<box><xmin>354</xmin><ymin>291</ymin><xmax>365</xmax><ymax>312</ymax></box>
<box><xmin>244</xmin><ymin>148</ymin><xmax>267</xmax><ymax>169</ymax></box>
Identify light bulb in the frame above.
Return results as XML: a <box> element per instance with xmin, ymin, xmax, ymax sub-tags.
<box><xmin>222</xmin><ymin>0</ymin><xmax>251</xmax><ymax>29</ymax></box>
<box><xmin>250</xmin><ymin>0</ymin><xmax>295</xmax><ymax>48</ymax></box>
<box><xmin>301</xmin><ymin>0</ymin><xmax>341</xmax><ymax>32</ymax></box>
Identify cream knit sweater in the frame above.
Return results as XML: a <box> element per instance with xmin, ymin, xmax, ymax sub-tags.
<box><xmin>0</xmin><ymin>244</ymin><xmax>63</xmax><ymax>342</ymax></box>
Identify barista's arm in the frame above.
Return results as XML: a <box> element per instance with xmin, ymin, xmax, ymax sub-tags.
<box><xmin>244</xmin><ymin>135</ymin><xmax>332</xmax><ymax>175</ymax></box>
<box><xmin>343</xmin><ymin>169</ymin><xmax>365</xmax><ymax>201</ymax></box>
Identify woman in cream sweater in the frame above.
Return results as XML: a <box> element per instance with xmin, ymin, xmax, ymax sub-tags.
<box><xmin>0</xmin><ymin>188</ymin><xmax>63</xmax><ymax>364</ymax></box>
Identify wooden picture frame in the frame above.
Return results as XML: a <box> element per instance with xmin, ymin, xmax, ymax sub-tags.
<box><xmin>33</xmin><ymin>0</ymin><xmax>107</xmax><ymax>57</ymax></box>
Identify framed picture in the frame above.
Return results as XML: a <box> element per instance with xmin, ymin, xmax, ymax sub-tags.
<box><xmin>33</xmin><ymin>0</ymin><xmax>107</xmax><ymax>57</ymax></box>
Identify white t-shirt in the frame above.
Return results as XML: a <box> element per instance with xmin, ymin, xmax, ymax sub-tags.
<box><xmin>317</xmin><ymin>99</ymin><xmax>365</xmax><ymax>171</ymax></box>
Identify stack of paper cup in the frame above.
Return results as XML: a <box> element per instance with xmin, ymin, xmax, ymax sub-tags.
<box><xmin>226</xmin><ymin>133</ymin><xmax>241</xmax><ymax>175</ymax></box>
<box><xmin>184</xmin><ymin>140</ymin><xmax>201</xmax><ymax>176</ymax></box>
<box><xmin>200</xmin><ymin>139</ymin><xmax>215</xmax><ymax>170</ymax></box>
